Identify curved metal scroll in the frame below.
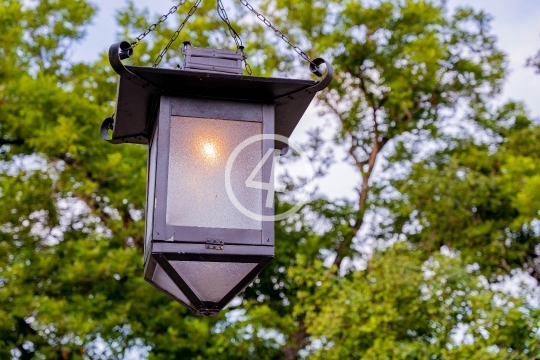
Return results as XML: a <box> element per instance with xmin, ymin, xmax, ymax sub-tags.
<box><xmin>273</xmin><ymin>58</ymin><xmax>334</xmax><ymax>142</ymax></box>
<box><xmin>275</xmin><ymin>57</ymin><xmax>333</xmax><ymax>102</ymax></box>
<box><xmin>108</xmin><ymin>42</ymin><xmax>160</xmax><ymax>93</ymax></box>
<box><xmin>108</xmin><ymin>41</ymin><xmax>135</xmax><ymax>76</ymax></box>
<box><xmin>100</xmin><ymin>116</ymin><xmax>114</xmax><ymax>142</ymax></box>
<box><xmin>308</xmin><ymin>58</ymin><xmax>334</xmax><ymax>92</ymax></box>
<box><xmin>101</xmin><ymin>42</ymin><xmax>161</xmax><ymax>144</ymax></box>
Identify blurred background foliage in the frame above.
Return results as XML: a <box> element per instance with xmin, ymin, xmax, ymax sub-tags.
<box><xmin>1</xmin><ymin>0</ymin><xmax>539</xmax><ymax>359</ymax></box>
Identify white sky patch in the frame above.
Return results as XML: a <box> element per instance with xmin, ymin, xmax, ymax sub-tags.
<box><xmin>490</xmin><ymin>270</ymin><xmax>540</xmax><ymax>307</ymax></box>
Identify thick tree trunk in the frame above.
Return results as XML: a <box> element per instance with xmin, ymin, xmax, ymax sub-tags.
<box><xmin>283</xmin><ymin>319</ymin><xmax>307</xmax><ymax>360</ymax></box>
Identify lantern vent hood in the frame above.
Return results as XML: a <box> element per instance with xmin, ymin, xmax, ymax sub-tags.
<box><xmin>101</xmin><ymin>41</ymin><xmax>333</xmax><ymax>147</ymax></box>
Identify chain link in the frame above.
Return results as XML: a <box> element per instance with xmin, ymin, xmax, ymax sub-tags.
<box><xmin>217</xmin><ymin>0</ymin><xmax>243</xmax><ymax>48</ymax></box>
<box><xmin>130</xmin><ymin>1</ymin><xmax>187</xmax><ymax>48</ymax></box>
<box><xmin>217</xmin><ymin>0</ymin><xmax>252</xmax><ymax>75</ymax></box>
<box><xmin>244</xmin><ymin>61</ymin><xmax>252</xmax><ymax>75</ymax></box>
<box><xmin>153</xmin><ymin>0</ymin><xmax>202</xmax><ymax>67</ymax></box>
<box><xmin>239</xmin><ymin>0</ymin><xmax>318</xmax><ymax>68</ymax></box>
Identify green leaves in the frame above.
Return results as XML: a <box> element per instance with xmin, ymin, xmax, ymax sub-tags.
<box><xmin>301</xmin><ymin>246</ymin><xmax>540</xmax><ymax>359</ymax></box>
<box><xmin>0</xmin><ymin>0</ymin><xmax>95</xmax><ymax>76</ymax></box>
<box><xmin>390</xmin><ymin>123</ymin><xmax>540</xmax><ymax>280</ymax></box>
<box><xmin>1</xmin><ymin>0</ymin><xmax>539</xmax><ymax>358</ymax></box>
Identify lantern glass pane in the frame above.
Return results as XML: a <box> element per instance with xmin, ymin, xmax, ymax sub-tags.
<box><xmin>151</xmin><ymin>263</ymin><xmax>190</xmax><ymax>305</ymax></box>
<box><xmin>170</xmin><ymin>261</ymin><xmax>257</xmax><ymax>303</ymax></box>
<box><xmin>166</xmin><ymin>116</ymin><xmax>262</xmax><ymax>230</ymax></box>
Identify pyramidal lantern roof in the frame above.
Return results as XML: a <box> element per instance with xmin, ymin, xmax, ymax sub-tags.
<box><xmin>100</xmin><ymin>1</ymin><xmax>332</xmax><ymax>316</ymax></box>
<box><xmin>146</xmin><ymin>244</ymin><xmax>273</xmax><ymax>316</ymax></box>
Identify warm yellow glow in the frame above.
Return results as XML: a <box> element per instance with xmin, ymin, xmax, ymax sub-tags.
<box><xmin>202</xmin><ymin>142</ymin><xmax>217</xmax><ymax>160</ymax></box>
<box><xmin>196</xmin><ymin>135</ymin><xmax>222</xmax><ymax>165</ymax></box>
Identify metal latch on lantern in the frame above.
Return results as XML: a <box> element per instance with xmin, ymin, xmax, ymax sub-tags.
<box><xmin>195</xmin><ymin>308</ymin><xmax>220</xmax><ymax>316</ymax></box>
<box><xmin>205</xmin><ymin>239</ymin><xmax>224</xmax><ymax>250</ymax></box>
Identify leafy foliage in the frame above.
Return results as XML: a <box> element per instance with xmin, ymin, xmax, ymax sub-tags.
<box><xmin>389</xmin><ymin>112</ymin><xmax>540</xmax><ymax>281</ymax></box>
<box><xmin>0</xmin><ymin>0</ymin><xmax>539</xmax><ymax>359</ymax></box>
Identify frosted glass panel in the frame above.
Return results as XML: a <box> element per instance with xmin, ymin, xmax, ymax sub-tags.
<box><xmin>171</xmin><ymin>261</ymin><xmax>257</xmax><ymax>303</ymax></box>
<box><xmin>166</xmin><ymin>116</ymin><xmax>262</xmax><ymax>229</ymax></box>
<box><xmin>151</xmin><ymin>263</ymin><xmax>190</xmax><ymax>305</ymax></box>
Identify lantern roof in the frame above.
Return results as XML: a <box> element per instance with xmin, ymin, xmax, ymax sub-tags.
<box><xmin>127</xmin><ymin>65</ymin><xmax>316</xmax><ymax>100</ymax></box>
<box><xmin>101</xmin><ymin>42</ymin><xmax>333</xmax><ymax>146</ymax></box>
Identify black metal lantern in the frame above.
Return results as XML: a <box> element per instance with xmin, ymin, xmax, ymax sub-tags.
<box><xmin>100</xmin><ymin>3</ymin><xmax>332</xmax><ymax>316</ymax></box>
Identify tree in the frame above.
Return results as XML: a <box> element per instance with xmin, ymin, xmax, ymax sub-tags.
<box><xmin>528</xmin><ymin>53</ymin><xmax>540</xmax><ymax>72</ymax></box>
<box><xmin>0</xmin><ymin>1</ymin><xmax>217</xmax><ymax>359</ymax></box>
<box><xmin>528</xmin><ymin>42</ymin><xmax>540</xmax><ymax>72</ymax></box>
<box><xmin>389</xmin><ymin>103</ymin><xmax>540</xmax><ymax>280</ymax></box>
<box><xmin>234</xmin><ymin>0</ymin><xmax>536</xmax><ymax>358</ymax></box>
<box><xmin>1</xmin><ymin>0</ymin><xmax>539</xmax><ymax>359</ymax></box>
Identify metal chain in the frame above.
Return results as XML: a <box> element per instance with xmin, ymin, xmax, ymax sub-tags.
<box><xmin>130</xmin><ymin>1</ymin><xmax>187</xmax><ymax>48</ymax></box>
<box><xmin>244</xmin><ymin>61</ymin><xmax>252</xmax><ymax>75</ymax></box>
<box><xmin>153</xmin><ymin>0</ymin><xmax>202</xmax><ymax>67</ymax></box>
<box><xmin>238</xmin><ymin>0</ymin><xmax>318</xmax><ymax>68</ymax></box>
<box><xmin>217</xmin><ymin>0</ymin><xmax>243</xmax><ymax>48</ymax></box>
<box><xmin>217</xmin><ymin>0</ymin><xmax>252</xmax><ymax>75</ymax></box>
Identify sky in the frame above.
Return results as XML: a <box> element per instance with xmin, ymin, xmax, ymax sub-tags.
<box><xmin>74</xmin><ymin>0</ymin><xmax>540</xmax><ymax>115</ymax></box>
<box><xmin>72</xmin><ymin>0</ymin><xmax>540</xmax><ymax>199</ymax></box>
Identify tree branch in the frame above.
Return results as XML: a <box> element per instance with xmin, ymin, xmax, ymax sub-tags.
<box><xmin>283</xmin><ymin>318</ymin><xmax>307</xmax><ymax>360</ymax></box>
<box><xmin>0</xmin><ymin>138</ymin><xmax>24</xmax><ymax>146</ymax></box>
<box><xmin>333</xmin><ymin>105</ymin><xmax>389</xmax><ymax>270</ymax></box>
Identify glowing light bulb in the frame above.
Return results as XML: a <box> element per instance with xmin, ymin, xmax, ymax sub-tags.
<box><xmin>202</xmin><ymin>141</ymin><xmax>218</xmax><ymax>161</ymax></box>
<box><xmin>203</xmin><ymin>142</ymin><xmax>216</xmax><ymax>158</ymax></box>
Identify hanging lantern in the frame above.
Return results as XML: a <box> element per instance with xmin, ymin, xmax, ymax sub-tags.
<box><xmin>100</xmin><ymin>1</ymin><xmax>332</xmax><ymax>316</ymax></box>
